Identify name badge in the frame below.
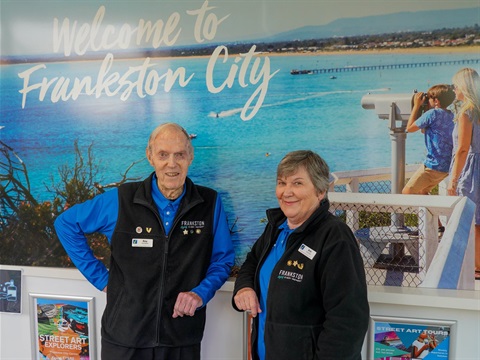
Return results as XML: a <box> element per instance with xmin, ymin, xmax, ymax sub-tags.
<box><xmin>132</xmin><ymin>238</ymin><xmax>153</xmax><ymax>248</ymax></box>
<box><xmin>298</xmin><ymin>244</ymin><xmax>316</xmax><ymax>260</ymax></box>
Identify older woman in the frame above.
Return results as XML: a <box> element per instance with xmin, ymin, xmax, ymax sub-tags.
<box><xmin>233</xmin><ymin>150</ymin><xmax>369</xmax><ymax>360</ymax></box>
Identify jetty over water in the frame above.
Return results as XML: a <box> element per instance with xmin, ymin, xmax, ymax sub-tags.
<box><xmin>290</xmin><ymin>58</ymin><xmax>480</xmax><ymax>75</ymax></box>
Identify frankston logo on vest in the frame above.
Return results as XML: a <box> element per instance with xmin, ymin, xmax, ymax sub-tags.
<box><xmin>277</xmin><ymin>268</ymin><xmax>304</xmax><ymax>283</ymax></box>
<box><xmin>180</xmin><ymin>220</ymin><xmax>205</xmax><ymax>235</ymax></box>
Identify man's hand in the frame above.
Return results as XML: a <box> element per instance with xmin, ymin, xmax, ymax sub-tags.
<box><xmin>233</xmin><ymin>287</ymin><xmax>262</xmax><ymax>317</ymax></box>
<box><xmin>172</xmin><ymin>291</ymin><xmax>203</xmax><ymax>318</ymax></box>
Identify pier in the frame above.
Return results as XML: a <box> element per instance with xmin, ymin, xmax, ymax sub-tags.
<box><xmin>290</xmin><ymin>58</ymin><xmax>480</xmax><ymax>75</ymax></box>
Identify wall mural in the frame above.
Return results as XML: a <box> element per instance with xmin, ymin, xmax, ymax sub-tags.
<box><xmin>1</xmin><ymin>0</ymin><xmax>479</xmax><ymax>269</ymax></box>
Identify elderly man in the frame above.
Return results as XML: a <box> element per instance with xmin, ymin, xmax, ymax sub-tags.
<box><xmin>55</xmin><ymin>122</ymin><xmax>235</xmax><ymax>360</ymax></box>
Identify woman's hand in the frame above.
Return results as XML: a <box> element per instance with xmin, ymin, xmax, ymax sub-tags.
<box><xmin>234</xmin><ymin>287</ymin><xmax>262</xmax><ymax>317</ymax></box>
<box><xmin>447</xmin><ymin>179</ymin><xmax>458</xmax><ymax>196</ymax></box>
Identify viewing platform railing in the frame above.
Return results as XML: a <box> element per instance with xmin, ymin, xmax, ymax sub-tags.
<box><xmin>328</xmin><ymin>165</ymin><xmax>475</xmax><ymax>290</ymax></box>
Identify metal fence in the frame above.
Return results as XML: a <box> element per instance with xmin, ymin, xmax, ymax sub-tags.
<box><xmin>329</xmin><ymin>166</ymin><xmax>442</xmax><ymax>287</ymax></box>
<box><xmin>330</xmin><ymin>201</ymin><xmax>426</xmax><ymax>287</ymax></box>
<box><xmin>333</xmin><ymin>180</ymin><xmax>391</xmax><ymax>194</ymax></box>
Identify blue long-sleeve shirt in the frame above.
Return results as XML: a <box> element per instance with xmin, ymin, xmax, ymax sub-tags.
<box><xmin>54</xmin><ymin>175</ymin><xmax>234</xmax><ymax>306</ymax></box>
<box><xmin>257</xmin><ymin>220</ymin><xmax>293</xmax><ymax>360</ymax></box>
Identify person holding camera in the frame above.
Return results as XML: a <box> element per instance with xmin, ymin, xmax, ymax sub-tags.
<box><xmin>402</xmin><ymin>84</ymin><xmax>456</xmax><ymax>199</ymax></box>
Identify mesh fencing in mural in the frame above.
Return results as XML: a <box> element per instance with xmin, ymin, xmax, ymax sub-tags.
<box><xmin>331</xmin><ymin>179</ymin><xmax>437</xmax><ymax>287</ymax></box>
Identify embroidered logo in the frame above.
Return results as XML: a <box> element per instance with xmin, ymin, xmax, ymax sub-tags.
<box><xmin>180</xmin><ymin>220</ymin><xmax>205</xmax><ymax>235</ymax></box>
<box><xmin>277</xmin><ymin>269</ymin><xmax>303</xmax><ymax>282</ymax></box>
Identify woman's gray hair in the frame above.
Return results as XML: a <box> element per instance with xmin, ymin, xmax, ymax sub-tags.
<box><xmin>147</xmin><ymin>122</ymin><xmax>193</xmax><ymax>154</ymax></box>
<box><xmin>277</xmin><ymin>150</ymin><xmax>330</xmax><ymax>194</ymax></box>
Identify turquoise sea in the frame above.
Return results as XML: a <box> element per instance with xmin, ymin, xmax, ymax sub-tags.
<box><xmin>1</xmin><ymin>51</ymin><xmax>479</xmax><ymax>263</ymax></box>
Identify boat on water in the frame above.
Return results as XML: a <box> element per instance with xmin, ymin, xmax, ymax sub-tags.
<box><xmin>330</xmin><ymin>76</ymin><xmax>337</xmax><ymax>79</ymax></box>
<box><xmin>189</xmin><ymin>133</ymin><xmax>197</xmax><ymax>139</ymax></box>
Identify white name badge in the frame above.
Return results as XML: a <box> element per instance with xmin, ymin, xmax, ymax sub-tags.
<box><xmin>132</xmin><ymin>238</ymin><xmax>153</xmax><ymax>248</ymax></box>
<box><xmin>298</xmin><ymin>244</ymin><xmax>316</xmax><ymax>260</ymax></box>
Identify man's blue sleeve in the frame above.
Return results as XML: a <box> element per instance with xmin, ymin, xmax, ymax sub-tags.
<box><xmin>191</xmin><ymin>195</ymin><xmax>235</xmax><ymax>305</ymax></box>
<box><xmin>54</xmin><ymin>189</ymin><xmax>119</xmax><ymax>291</ymax></box>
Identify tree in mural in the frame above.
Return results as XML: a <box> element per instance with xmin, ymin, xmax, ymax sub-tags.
<box><xmin>0</xmin><ymin>140</ymin><xmax>61</xmax><ymax>266</ymax></box>
<box><xmin>0</xmin><ymin>139</ymin><xmax>142</xmax><ymax>267</ymax></box>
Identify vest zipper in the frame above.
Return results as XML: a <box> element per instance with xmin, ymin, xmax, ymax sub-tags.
<box><xmin>154</xmin><ymin>203</ymin><xmax>194</xmax><ymax>345</ymax></box>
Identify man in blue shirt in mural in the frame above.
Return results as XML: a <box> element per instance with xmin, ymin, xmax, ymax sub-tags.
<box><xmin>55</xmin><ymin>122</ymin><xmax>235</xmax><ymax>360</ymax></box>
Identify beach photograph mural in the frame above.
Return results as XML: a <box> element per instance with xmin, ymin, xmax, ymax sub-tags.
<box><xmin>1</xmin><ymin>0</ymin><xmax>479</xmax><ymax>269</ymax></box>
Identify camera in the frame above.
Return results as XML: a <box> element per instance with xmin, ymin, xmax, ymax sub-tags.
<box><xmin>414</xmin><ymin>89</ymin><xmax>429</xmax><ymax>116</ymax></box>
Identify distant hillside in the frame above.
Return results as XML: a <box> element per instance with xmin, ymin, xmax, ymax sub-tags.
<box><xmin>2</xmin><ymin>7</ymin><xmax>479</xmax><ymax>64</ymax></box>
<box><xmin>262</xmin><ymin>7</ymin><xmax>480</xmax><ymax>42</ymax></box>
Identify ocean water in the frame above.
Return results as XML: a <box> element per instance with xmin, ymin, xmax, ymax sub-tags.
<box><xmin>1</xmin><ymin>51</ymin><xmax>478</xmax><ymax>263</ymax></box>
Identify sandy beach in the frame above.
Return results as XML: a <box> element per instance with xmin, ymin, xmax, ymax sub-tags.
<box><xmin>1</xmin><ymin>45</ymin><xmax>478</xmax><ymax>66</ymax></box>
<box><xmin>146</xmin><ymin>45</ymin><xmax>480</xmax><ymax>62</ymax></box>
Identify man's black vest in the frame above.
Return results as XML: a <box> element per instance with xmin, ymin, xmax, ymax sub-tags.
<box><xmin>101</xmin><ymin>174</ymin><xmax>217</xmax><ymax>348</ymax></box>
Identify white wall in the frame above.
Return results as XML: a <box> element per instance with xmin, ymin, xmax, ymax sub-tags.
<box><xmin>1</xmin><ymin>265</ymin><xmax>479</xmax><ymax>360</ymax></box>
<box><xmin>0</xmin><ymin>266</ymin><xmax>244</xmax><ymax>360</ymax></box>
<box><xmin>368</xmin><ymin>285</ymin><xmax>480</xmax><ymax>360</ymax></box>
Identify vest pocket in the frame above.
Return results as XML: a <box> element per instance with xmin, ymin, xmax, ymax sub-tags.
<box><xmin>264</xmin><ymin>322</ymin><xmax>319</xmax><ymax>360</ymax></box>
<box><xmin>105</xmin><ymin>287</ymin><xmax>125</xmax><ymax>329</ymax></box>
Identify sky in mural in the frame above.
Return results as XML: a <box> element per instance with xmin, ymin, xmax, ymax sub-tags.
<box><xmin>1</xmin><ymin>0</ymin><xmax>478</xmax><ymax>56</ymax></box>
